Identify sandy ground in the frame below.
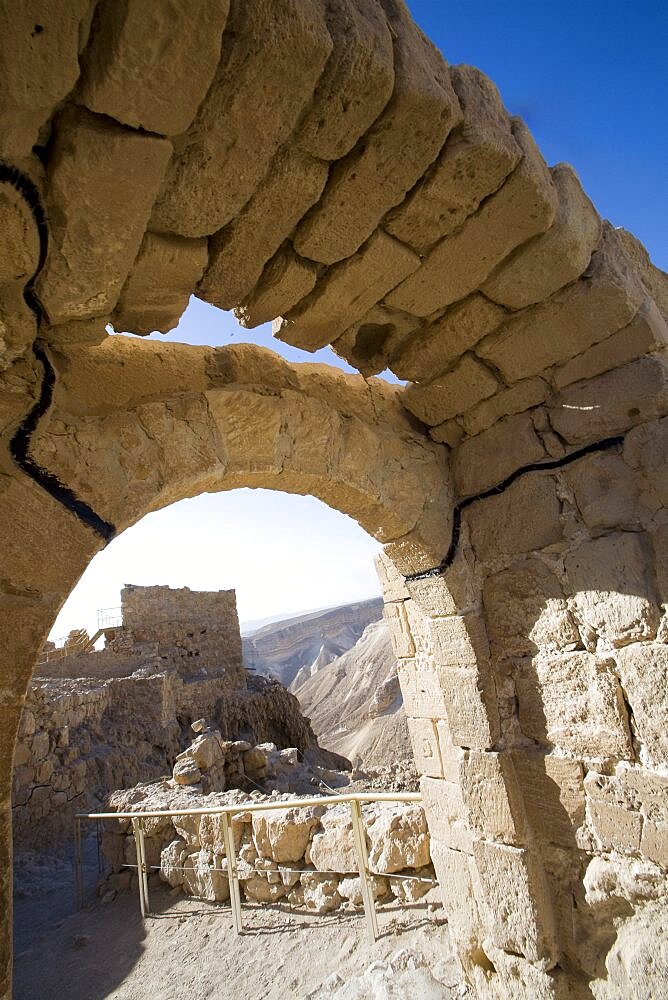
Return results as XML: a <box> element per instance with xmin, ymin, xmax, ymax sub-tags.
<box><xmin>14</xmin><ymin>854</ymin><xmax>463</xmax><ymax>1000</ymax></box>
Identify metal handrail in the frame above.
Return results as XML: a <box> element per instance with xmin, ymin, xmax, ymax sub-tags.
<box><xmin>75</xmin><ymin>791</ymin><xmax>427</xmax><ymax>941</ymax></box>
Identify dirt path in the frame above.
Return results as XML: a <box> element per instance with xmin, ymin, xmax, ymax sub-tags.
<box><xmin>14</xmin><ymin>880</ymin><xmax>463</xmax><ymax>999</ymax></box>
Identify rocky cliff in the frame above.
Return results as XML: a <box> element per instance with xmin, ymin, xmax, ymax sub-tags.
<box><xmin>242</xmin><ymin>598</ymin><xmax>384</xmax><ymax>688</ymax></box>
<box><xmin>292</xmin><ymin>620</ymin><xmax>415</xmax><ymax>778</ymax></box>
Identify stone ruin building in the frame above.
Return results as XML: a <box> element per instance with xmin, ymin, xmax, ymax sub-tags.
<box><xmin>14</xmin><ymin>583</ymin><xmax>334</xmax><ymax>855</ymax></box>
<box><xmin>0</xmin><ymin>2</ymin><xmax>666</xmax><ymax>998</ymax></box>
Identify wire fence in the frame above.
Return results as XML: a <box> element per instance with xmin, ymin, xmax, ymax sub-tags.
<box><xmin>75</xmin><ymin>791</ymin><xmax>436</xmax><ymax>942</ymax></box>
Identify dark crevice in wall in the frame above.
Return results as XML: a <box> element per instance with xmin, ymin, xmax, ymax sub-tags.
<box><xmin>1</xmin><ymin>162</ymin><xmax>116</xmax><ymax>543</ymax></box>
<box><xmin>405</xmin><ymin>434</ymin><xmax>625</xmax><ymax>581</ymax></box>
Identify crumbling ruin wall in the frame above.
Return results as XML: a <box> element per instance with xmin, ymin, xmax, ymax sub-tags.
<box><xmin>0</xmin><ymin>2</ymin><xmax>666</xmax><ymax>998</ymax></box>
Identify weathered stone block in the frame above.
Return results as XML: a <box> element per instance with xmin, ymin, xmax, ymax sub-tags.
<box><xmin>235</xmin><ymin>247</ymin><xmax>318</xmax><ymax>330</ymax></box>
<box><xmin>390</xmin><ymin>293</ymin><xmax>506</xmax><ymax>383</ymax></box>
<box><xmin>79</xmin><ymin>0</ymin><xmax>229</xmax><ymax>135</ymax></box>
<box><xmin>406</xmin><ymin>717</ymin><xmax>443</xmax><ymax>778</ymax></box>
<box><xmin>438</xmin><ymin>666</ymin><xmax>500</xmax><ymax>749</ymax></box>
<box><xmin>482</xmin><ymin>163</ymin><xmax>601</xmax><ymax>309</ymax></box>
<box><xmin>458</xmin><ymin>376</ymin><xmax>549</xmax><ymax>438</ymax></box>
<box><xmin>112</xmin><ymin>232</ymin><xmax>208</xmax><ymax>335</ymax></box>
<box><xmin>293</xmin><ymin>0</ymin><xmax>461</xmax><ymax>263</ymax></box>
<box><xmin>383</xmin><ymin>600</ymin><xmax>415</xmax><ymax>659</ymax></box>
<box><xmin>588</xmin><ymin>800</ymin><xmax>643</xmax><ymax>853</ymax></box>
<box><xmin>402</xmin><ymin>354</ymin><xmax>499</xmax><ymax>425</ymax></box>
<box><xmin>512</xmin><ymin>752</ymin><xmax>584</xmax><ymax>849</ymax></box>
<box><xmin>332</xmin><ymin>304</ymin><xmax>420</xmax><ymax>378</ymax></box>
<box><xmin>199</xmin><ymin>145</ymin><xmax>328</xmax><ymax>310</ymax></box>
<box><xmin>385</xmin><ymin>65</ymin><xmax>521</xmax><ymax>253</ymax></box>
<box><xmin>453</xmin><ymin>411</ymin><xmax>546</xmax><ymax>497</ymax></box>
<box><xmin>429</xmin><ymin>840</ymin><xmax>484</xmax><ymax>951</ymax></box>
<box><xmin>151</xmin><ymin>0</ymin><xmax>332</xmax><ymax>236</ymax></box>
<box><xmin>473</xmin><ymin>840</ymin><xmax>557</xmax><ymax>964</ymax></box>
<box><xmin>429</xmin><ymin>614</ymin><xmax>490</xmax><ymax>670</ymax></box>
<box><xmin>459</xmin><ymin>751</ymin><xmax>526</xmax><ymax>845</ymax></box>
<box><xmin>614</xmin><ymin>643</ymin><xmax>668</xmax><ymax>767</ymax></box>
<box><xmin>374</xmin><ymin>551</ymin><xmax>409</xmax><ymax>604</ymax></box>
<box><xmin>420</xmin><ymin>775</ymin><xmax>473</xmax><ymax>852</ymax></box>
<box><xmin>36</xmin><ymin>106</ymin><xmax>172</xmax><ymax>324</ymax></box>
<box><xmin>274</xmin><ymin>230</ymin><xmax>420</xmax><ymax>351</ymax></box>
<box><xmin>616</xmin><ymin>227</ymin><xmax>668</xmax><ymax>321</ymax></box>
<box><xmin>0</xmin><ymin>1</ymin><xmax>90</xmax><ymax>157</ymax></box>
<box><xmin>548</xmin><ymin>354</ymin><xmax>668</xmax><ymax>445</ymax></box>
<box><xmin>385</xmin><ymin>120</ymin><xmax>557</xmax><ymax>317</ymax></box>
<box><xmin>623</xmin><ymin>416</ymin><xmax>668</xmax><ymax>509</ymax></box>
<box><xmin>563</xmin><ymin>451</ymin><xmax>645</xmax><ymax>534</ymax></box>
<box><xmin>396</xmin><ymin>658</ymin><xmax>449</xmax><ymax>720</ymax></box>
<box><xmin>435</xmin><ymin>719</ymin><xmax>465</xmax><ymax>783</ymax></box>
<box><xmin>477</xmin><ymin>225</ymin><xmax>646</xmax><ymax>383</ymax></box>
<box><xmin>565</xmin><ymin>532</ymin><xmax>661</xmax><ymax>646</ymax></box>
<box><xmin>296</xmin><ymin>0</ymin><xmax>394</xmax><ymax>160</ymax></box>
<box><xmin>515</xmin><ymin>652</ymin><xmax>632</xmax><ymax>758</ymax></box>
<box><xmin>553</xmin><ymin>296</ymin><xmax>668</xmax><ymax>390</ymax></box>
<box><xmin>483</xmin><ymin>559</ymin><xmax>580</xmax><ymax>659</ymax></box>
<box><xmin>467</xmin><ymin>473</ymin><xmax>562</xmax><ymax>561</ymax></box>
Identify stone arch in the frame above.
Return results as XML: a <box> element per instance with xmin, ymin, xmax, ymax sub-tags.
<box><xmin>0</xmin><ymin>1</ymin><xmax>667</xmax><ymax>998</ymax></box>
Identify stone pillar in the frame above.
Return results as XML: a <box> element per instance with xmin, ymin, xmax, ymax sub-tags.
<box><xmin>0</xmin><ymin>474</ymin><xmax>102</xmax><ymax>1000</ymax></box>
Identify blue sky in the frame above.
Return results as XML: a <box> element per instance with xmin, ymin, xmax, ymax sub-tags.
<box><xmin>51</xmin><ymin>2</ymin><xmax>666</xmax><ymax>639</ymax></box>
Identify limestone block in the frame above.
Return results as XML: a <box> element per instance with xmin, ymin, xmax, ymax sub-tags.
<box><xmin>385</xmin><ymin>65</ymin><xmax>521</xmax><ymax>253</ymax></box>
<box><xmin>466</xmin><ymin>473</ymin><xmax>562</xmax><ymax>561</ymax></box>
<box><xmin>564</xmin><ymin>450</ymin><xmax>646</xmax><ymax>535</ymax></box>
<box><xmin>419</xmin><ymin>776</ymin><xmax>472</xmax><ymax>853</ymax></box>
<box><xmin>406</xmin><ymin>717</ymin><xmax>443</xmax><ymax>778</ymax></box>
<box><xmin>274</xmin><ymin>230</ymin><xmax>420</xmax><ymax>351</ymax></box>
<box><xmin>402</xmin><ymin>354</ymin><xmax>499</xmax><ymax>426</ymax></box>
<box><xmin>293</xmin><ymin>0</ymin><xmax>461</xmax><ymax>263</ymax></box>
<box><xmin>459</xmin><ymin>751</ymin><xmax>526</xmax><ymax>845</ymax></box>
<box><xmin>112</xmin><ymin>232</ymin><xmax>208</xmax><ymax>335</ymax></box>
<box><xmin>309</xmin><ymin>805</ymin><xmax>357</xmax><ymax>873</ymax></box>
<box><xmin>623</xmin><ymin>416</ymin><xmax>668</xmax><ymax>511</ymax></box>
<box><xmin>374</xmin><ymin>551</ymin><xmax>409</xmax><ymax>603</ymax></box>
<box><xmin>0</xmin><ymin>1</ymin><xmax>90</xmax><ymax>157</ymax></box>
<box><xmin>383</xmin><ymin>601</ymin><xmax>415</xmax><ymax>659</ymax></box>
<box><xmin>453</xmin><ymin>411</ymin><xmax>546</xmax><ymax>497</ymax></box>
<box><xmin>199</xmin><ymin>146</ymin><xmax>328</xmax><ymax>310</ymax></box>
<box><xmin>387</xmin><ymin>867</ymin><xmax>433</xmax><ymax>903</ymax></box>
<box><xmin>396</xmin><ymin>659</ymin><xmax>449</xmax><ymax>720</ymax></box>
<box><xmin>550</xmin><ymin>355</ymin><xmax>668</xmax><ymax>445</ymax></box>
<box><xmin>641</xmin><ymin>819</ymin><xmax>668</xmax><ymax>868</ymax></box>
<box><xmin>477</xmin><ymin>226</ymin><xmax>647</xmax><ymax>383</ymax></box>
<box><xmin>429</xmin><ymin>614</ymin><xmax>490</xmax><ymax>671</ymax></box>
<box><xmin>512</xmin><ymin>752</ymin><xmax>584</xmax><ymax>849</ymax></box>
<box><xmin>242</xmin><ymin>871</ymin><xmax>288</xmax><ymax>903</ymax></box>
<box><xmin>565</xmin><ymin>532</ymin><xmax>661</xmax><ymax>646</ymax></box>
<box><xmin>332</xmin><ymin>305</ymin><xmax>421</xmax><ymax>378</ymax></box>
<box><xmin>385</xmin><ymin>120</ymin><xmax>557</xmax><ymax>317</ymax></box>
<box><xmin>79</xmin><ymin>0</ymin><xmax>229</xmax><ymax>135</ymax></box>
<box><xmin>366</xmin><ymin>802</ymin><xmax>431</xmax><ymax>873</ymax></box>
<box><xmin>0</xmin><ymin>182</ymin><xmax>40</xmax><ymax>284</ymax></box>
<box><xmin>553</xmin><ymin>296</ymin><xmax>668</xmax><ymax>390</ymax></box>
<box><xmin>172</xmin><ymin>758</ymin><xmax>201</xmax><ymax>785</ymax></box>
<box><xmin>616</xmin><ymin>227</ymin><xmax>668</xmax><ymax>321</ymax></box>
<box><xmin>207</xmin><ymin>388</ymin><xmax>283</xmax><ymax>477</ymax></box>
<box><xmin>252</xmin><ymin>806</ymin><xmax>322</xmax><ymax>863</ymax></box>
<box><xmin>482</xmin><ymin>164</ymin><xmax>601</xmax><ymax>309</ymax></box>
<box><xmin>592</xmin><ymin>899</ymin><xmax>668</xmax><ymax>1000</ymax></box>
<box><xmin>438</xmin><ymin>666</ymin><xmax>500</xmax><ymax>750</ymax></box>
<box><xmin>390</xmin><ymin>294</ymin><xmax>506</xmax><ymax>383</ymax></box>
<box><xmin>151</xmin><ymin>0</ymin><xmax>332</xmax><ymax>237</ymax></box>
<box><xmin>296</xmin><ymin>0</ymin><xmax>394</xmax><ymax>160</ymax></box>
<box><xmin>614</xmin><ymin>644</ymin><xmax>668</xmax><ymax>767</ymax></box>
<box><xmin>0</xmin><ymin>286</ymin><xmax>37</xmax><ymax>370</ymax></box>
<box><xmin>459</xmin><ymin>377</ymin><xmax>549</xmax><ymax>438</ymax></box>
<box><xmin>588</xmin><ymin>800</ymin><xmax>643</xmax><ymax>853</ymax></box>
<box><xmin>482</xmin><ymin>559</ymin><xmax>580</xmax><ymax>659</ymax></box>
<box><xmin>428</xmin><ymin>420</ymin><xmax>464</xmax><ymax>448</ymax></box>
<box><xmin>515</xmin><ymin>652</ymin><xmax>632</xmax><ymax>758</ymax></box>
<box><xmin>300</xmin><ymin>871</ymin><xmax>342</xmax><ymax>913</ymax></box>
<box><xmin>35</xmin><ymin>106</ymin><xmax>171</xmax><ymax>324</ymax></box>
<box><xmin>472</xmin><ymin>840</ymin><xmax>557</xmax><ymax>963</ymax></box>
<box><xmin>429</xmin><ymin>840</ymin><xmax>483</xmax><ymax>951</ymax></box>
<box><xmin>234</xmin><ymin>247</ymin><xmax>318</xmax><ymax>330</ymax></box>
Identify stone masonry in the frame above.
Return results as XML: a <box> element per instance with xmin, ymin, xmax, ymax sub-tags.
<box><xmin>0</xmin><ymin>2</ymin><xmax>667</xmax><ymax>998</ymax></box>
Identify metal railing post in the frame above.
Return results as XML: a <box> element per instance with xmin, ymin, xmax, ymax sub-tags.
<box><xmin>221</xmin><ymin>811</ymin><xmax>243</xmax><ymax>935</ymax></box>
<box><xmin>349</xmin><ymin>799</ymin><xmax>379</xmax><ymax>944</ymax></box>
<box><xmin>132</xmin><ymin>817</ymin><xmax>148</xmax><ymax>917</ymax></box>
<box><xmin>74</xmin><ymin>816</ymin><xmax>83</xmax><ymax>911</ymax></box>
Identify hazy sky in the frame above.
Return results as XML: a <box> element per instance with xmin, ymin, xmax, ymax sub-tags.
<box><xmin>50</xmin><ymin>1</ymin><xmax>667</xmax><ymax>640</ymax></box>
